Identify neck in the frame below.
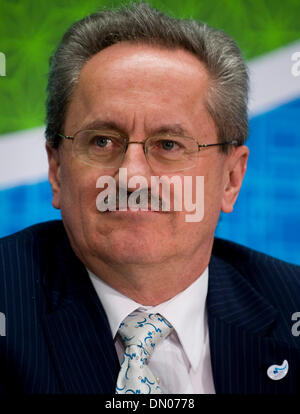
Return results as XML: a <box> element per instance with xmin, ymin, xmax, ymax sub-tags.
<box><xmin>77</xmin><ymin>241</ymin><xmax>213</xmax><ymax>306</ymax></box>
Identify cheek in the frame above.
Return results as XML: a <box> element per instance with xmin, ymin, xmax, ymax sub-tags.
<box><xmin>59</xmin><ymin>162</ymin><xmax>100</xmax><ymax>216</ymax></box>
<box><xmin>205</xmin><ymin>169</ymin><xmax>223</xmax><ymax>200</ymax></box>
<box><xmin>194</xmin><ymin>157</ymin><xmax>226</xmax><ymax>217</ymax></box>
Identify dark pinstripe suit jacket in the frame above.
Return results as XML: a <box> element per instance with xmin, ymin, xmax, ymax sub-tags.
<box><xmin>0</xmin><ymin>220</ymin><xmax>299</xmax><ymax>394</ymax></box>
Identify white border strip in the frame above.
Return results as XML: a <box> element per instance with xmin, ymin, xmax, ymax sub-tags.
<box><xmin>0</xmin><ymin>126</ymin><xmax>48</xmax><ymax>189</ymax></box>
<box><xmin>248</xmin><ymin>39</ymin><xmax>300</xmax><ymax>116</ymax></box>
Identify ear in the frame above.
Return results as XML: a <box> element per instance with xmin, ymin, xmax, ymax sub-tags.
<box><xmin>221</xmin><ymin>145</ymin><xmax>249</xmax><ymax>213</ymax></box>
<box><xmin>46</xmin><ymin>142</ymin><xmax>61</xmax><ymax>210</ymax></box>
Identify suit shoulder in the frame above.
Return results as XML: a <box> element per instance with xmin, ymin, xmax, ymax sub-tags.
<box><xmin>0</xmin><ymin>220</ymin><xmax>65</xmax><ymax>248</ymax></box>
<box><xmin>213</xmin><ymin>237</ymin><xmax>300</xmax><ymax>273</ymax></box>
<box><xmin>212</xmin><ymin>237</ymin><xmax>300</xmax><ymax>299</ymax></box>
<box><xmin>0</xmin><ymin>221</ymin><xmax>65</xmax><ymax>282</ymax></box>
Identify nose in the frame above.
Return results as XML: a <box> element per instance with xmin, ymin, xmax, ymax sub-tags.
<box><xmin>117</xmin><ymin>141</ymin><xmax>153</xmax><ymax>184</ymax></box>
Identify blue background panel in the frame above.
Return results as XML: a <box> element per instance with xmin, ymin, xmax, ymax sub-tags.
<box><xmin>215</xmin><ymin>97</ymin><xmax>300</xmax><ymax>265</ymax></box>
<box><xmin>0</xmin><ymin>181</ymin><xmax>61</xmax><ymax>238</ymax></box>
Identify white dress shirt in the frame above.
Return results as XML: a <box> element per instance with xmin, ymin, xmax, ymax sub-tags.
<box><xmin>88</xmin><ymin>268</ymin><xmax>215</xmax><ymax>394</ymax></box>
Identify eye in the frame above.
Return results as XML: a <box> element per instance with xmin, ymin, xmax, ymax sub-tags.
<box><xmin>94</xmin><ymin>136</ymin><xmax>112</xmax><ymax>148</ymax></box>
<box><xmin>161</xmin><ymin>140</ymin><xmax>176</xmax><ymax>151</ymax></box>
<box><xmin>158</xmin><ymin>139</ymin><xmax>183</xmax><ymax>152</ymax></box>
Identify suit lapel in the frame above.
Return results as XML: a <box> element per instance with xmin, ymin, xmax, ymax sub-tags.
<box><xmin>40</xmin><ymin>230</ymin><xmax>120</xmax><ymax>394</ymax></box>
<box><xmin>207</xmin><ymin>254</ymin><xmax>299</xmax><ymax>394</ymax></box>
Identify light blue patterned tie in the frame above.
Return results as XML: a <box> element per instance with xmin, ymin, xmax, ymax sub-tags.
<box><xmin>115</xmin><ymin>311</ymin><xmax>173</xmax><ymax>394</ymax></box>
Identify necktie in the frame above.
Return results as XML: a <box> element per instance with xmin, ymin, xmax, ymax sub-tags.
<box><xmin>115</xmin><ymin>311</ymin><xmax>173</xmax><ymax>394</ymax></box>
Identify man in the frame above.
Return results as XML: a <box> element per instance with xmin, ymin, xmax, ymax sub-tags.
<box><xmin>0</xmin><ymin>2</ymin><xmax>299</xmax><ymax>394</ymax></box>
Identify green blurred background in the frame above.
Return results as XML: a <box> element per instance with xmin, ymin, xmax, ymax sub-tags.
<box><xmin>1</xmin><ymin>0</ymin><xmax>300</xmax><ymax>135</ymax></box>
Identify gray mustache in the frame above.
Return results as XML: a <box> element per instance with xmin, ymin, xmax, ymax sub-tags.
<box><xmin>103</xmin><ymin>187</ymin><xmax>166</xmax><ymax>210</ymax></box>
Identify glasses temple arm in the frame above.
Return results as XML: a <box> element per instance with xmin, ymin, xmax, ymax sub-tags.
<box><xmin>57</xmin><ymin>133</ymin><xmax>74</xmax><ymax>141</ymax></box>
<box><xmin>198</xmin><ymin>140</ymin><xmax>238</xmax><ymax>150</ymax></box>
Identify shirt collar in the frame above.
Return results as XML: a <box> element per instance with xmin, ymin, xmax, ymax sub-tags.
<box><xmin>88</xmin><ymin>267</ymin><xmax>209</xmax><ymax>371</ymax></box>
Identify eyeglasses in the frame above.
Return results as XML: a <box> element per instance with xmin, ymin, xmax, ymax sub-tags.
<box><xmin>57</xmin><ymin>129</ymin><xmax>238</xmax><ymax>173</ymax></box>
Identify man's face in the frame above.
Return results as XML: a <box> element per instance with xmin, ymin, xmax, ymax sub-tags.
<box><xmin>47</xmin><ymin>42</ymin><xmax>248</xmax><ymax>267</ymax></box>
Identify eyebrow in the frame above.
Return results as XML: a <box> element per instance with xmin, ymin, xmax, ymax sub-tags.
<box><xmin>79</xmin><ymin>119</ymin><xmax>191</xmax><ymax>137</ymax></box>
<box><xmin>153</xmin><ymin>124</ymin><xmax>191</xmax><ymax>137</ymax></box>
<box><xmin>80</xmin><ymin>119</ymin><xmax>126</xmax><ymax>134</ymax></box>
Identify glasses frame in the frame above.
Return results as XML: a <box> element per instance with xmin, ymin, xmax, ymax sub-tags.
<box><xmin>56</xmin><ymin>130</ymin><xmax>239</xmax><ymax>171</ymax></box>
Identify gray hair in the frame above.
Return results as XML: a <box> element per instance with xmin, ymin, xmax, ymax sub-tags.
<box><xmin>45</xmin><ymin>1</ymin><xmax>249</xmax><ymax>151</ymax></box>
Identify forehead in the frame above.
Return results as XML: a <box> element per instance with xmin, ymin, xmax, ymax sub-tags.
<box><xmin>65</xmin><ymin>42</ymin><xmax>214</xmax><ymax>136</ymax></box>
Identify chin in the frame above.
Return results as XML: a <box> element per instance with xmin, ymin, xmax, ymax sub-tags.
<box><xmin>88</xmin><ymin>228</ymin><xmax>169</xmax><ymax>265</ymax></box>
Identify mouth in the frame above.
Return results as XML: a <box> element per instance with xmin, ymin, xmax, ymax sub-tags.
<box><xmin>100</xmin><ymin>191</ymin><xmax>168</xmax><ymax>213</ymax></box>
<box><xmin>105</xmin><ymin>208</ymin><xmax>163</xmax><ymax>215</ymax></box>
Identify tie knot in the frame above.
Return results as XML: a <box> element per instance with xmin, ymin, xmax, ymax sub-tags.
<box><xmin>118</xmin><ymin>311</ymin><xmax>173</xmax><ymax>357</ymax></box>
